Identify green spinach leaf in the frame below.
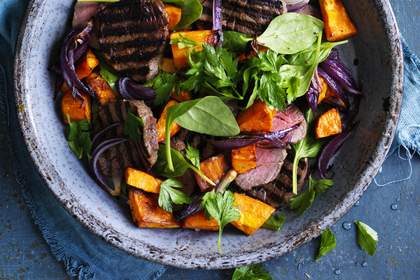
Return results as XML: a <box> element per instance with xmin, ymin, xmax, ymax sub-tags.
<box><xmin>124</xmin><ymin>111</ymin><xmax>143</xmax><ymax>142</ymax></box>
<box><xmin>66</xmin><ymin>119</ymin><xmax>92</xmax><ymax>160</ymax></box>
<box><xmin>231</xmin><ymin>264</ymin><xmax>272</xmax><ymax>280</ymax></box>
<box><xmin>223</xmin><ymin>31</ymin><xmax>253</xmax><ymax>54</ymax></box>
<box><xmin>158</xmin><ymin>178</ymin><xmax>192</xmax><ymax>212</ymax></box>
<box><xmin>202</xmin><ymin>190</ymin><xmax>240</xmax><ymax>253</ymax></box>
<box><xmin>257</xmin><ymin>13</ymin><xmax>323</xmax><ymax>54</ymax></box>
<box><xmin>355</xmin><ymin>221</ymin><xmax>378</xmax><ymax>256</ymax></box>
<box><xmin>163</xmin><ymin>0</ymin><xmax>203</xmax><ymax>29</ymax></box>
<box><xmin>316</xmin><ymin>228</ymin><xmax>336</xmax><ymax>260</ymax></box>
<box><xmin>263</xmin><ymin>213</ymin><xmax>286</xmax><ymax>231</ymax></box>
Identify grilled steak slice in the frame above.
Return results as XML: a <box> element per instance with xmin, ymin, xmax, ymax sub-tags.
<box><xmin>94</xmin><ymin>0</ymin><xmax>169</xmax><ymax>82</ymax></box>
<box><xmin>235</xmin><ymin>146</ymin><xmax>287</xmax><ymax>190</ymax></box>
<box><xmin>272</xmin><ymin>104</ymin><xmax>307</xmax><ymax>144</ymax></box>
<box><xmin>197</xmin><ymin>0</ymin><xmax>285</xmax><ymax>36</ymax></box>
<box><xmin>247</xmin><ymin>152</ymin><xmax>309</xmax><ymax>207</ymax></box>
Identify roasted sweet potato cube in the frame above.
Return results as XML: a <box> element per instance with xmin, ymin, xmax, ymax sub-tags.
<box><xmin>317</xmin><ymin>77</ymin><xmax>329</xmax><ymax>104</ymax></box>
<box><xmin>171</xmin><ymin>30</ymin><xmax>214</xmax><ymax>69</ymax></box>
<box><xmin>170</xmin><ymin>90</ymin><xmax>191</xmax><ymax>102</ymax></box>
<box><xmin>231</xmin><ymin>144</ymin><xmax>257</xmax><ymax>174</ymax></box>
<box><xmin>156</xmin><ymin>100</ymin><xmax>181</xmax><ymax>143</ymax></box>
<box><xmin>182</xmin><ymin>211</ymin><xmax>218</xmax><ymax>231</ymax></box>
<box><xmin>231</xmin><ymin>193</ymin><xmax>275</xmax><ymax>235</ymax></box>
<box><xmin>85</xmin><ymin>72</ymin><xmax>118</xmax><ymax>105</ymax></box>
<box><xmin>319</xmin><ymin>0</ymin><xmax>357</xmax><ymax>42</ymax></box>
<box><xmin>61</xmin><ymin>91</ymin><xmax>91</xmax><ymax>123</ymax></box>
<box><xmin>237</xmin><ymin>101</ymin><xmax>277</xmax><ymax>133</ymax></box>
<box><xmin>128</xmin><ymin>190</ymin><xmax>180</xmax><ymax>228</ymax></box>
<box><xmin>164</xmin><ymin>5</ymin><xmax>182</xmax><ymax>30</ymax></box>
<box><xmin>315</xmin><ymin>108</ymin><xmax>343</xmax><ymax>139</ymax></box>
<box><xmin>76</xmin><ymin>49</ymin><xmax>99</xmax><ymax>80</ymax></box>
<box><xmin>195</xmin><ymin>155</ymin><xmax>227</xmax><ymax>192</ymax></box>
<box><xmin>125</xmin><ymin>167</ymin><xmax>161</xmax><ymax>194</ymax></box>
<box><xmin>160</xmin><ymin>58</ymin><xmax>177</xmax><ymax>73</ymax></box>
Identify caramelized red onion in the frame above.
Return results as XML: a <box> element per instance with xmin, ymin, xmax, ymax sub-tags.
<box><xmin>60</xmin><ymin>23</ymin><xmax>95</xmax><ymax>99</ymax></box>
<box><xmin>117</xmin><ymin>77</ymin><xmax>156</xmax><ymax>105</ymax></box>
<box><xmin>92</xmin><ymin>122</ymin><xmax>121</xmax><ymax>148</ymax></box>
<box><xmin>212</xmin><ymin>0</ymin><xmax>223</xmax><ymax>45</ymax></box>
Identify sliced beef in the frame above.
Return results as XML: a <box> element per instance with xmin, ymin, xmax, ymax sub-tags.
<box><xmin>197</xmin><ymin>0</ymin><xmax>285</xmax><ymax>36</ymax></box>
<box><xmin>73</xmin><ymin>2</ymin><xmax>99</xmax><ymax>28</ymax></box>
<box><xmin>272</xmin><ymin>104</ymin><xmax>307</xmax><ymax>143</ymax></box>
<box><xmin>94</xmin><ymin>0</ymin><xmax>169</xmax><ymax>82</ymax></box>
<box><xmin>247</xmin><ymin>152</ymin><xmax>309</xmax><ymax>207</ymax></box>
<box><xmin>235</xmin><ymin>146</ymin><xmax>287</xmax><ymax>190</ymax></box>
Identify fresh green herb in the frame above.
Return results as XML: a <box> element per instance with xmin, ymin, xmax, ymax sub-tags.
<box><xmin>231</xmin><ymin>264</ymin><xmax>272</xmax><ymax>280</ymax></box>
<box><xmin>165</xmin><ymin>96</ymin><xmax>239</xmax><ymax>171</ymax></box>
<box><xmin>99</xmin><ymin>62</ymin><xmax>119</xmax><ymax>90</ymax></box>
<box><xmin>316</xmin><ymin>228</ymin><xmax>336</xmax><ymax>260</ymax></box>
<box><xmin>66</xmin><ymin>119</ymin><xmax>92</xmax><ymax>160</ymax></box>
<box><xmin>124</xmin><ymin>111</ymin><xmax>143</xmax><ymax>142</ymax></box>
<box><xmin>287</xmin><ymin>40</ymin><xmax>348</xmax><ymax>66</ymax></box>
<box><xmin>355</xmin><ymin>221</ymin><xmax>378</xmax><ymax>256</ymax></box>
<box><xmin>180</xmin><ymin>44</ymin><xmax>241</xmax><ymax>99</ymax></box>
<box><xmin>170</xmin><ymin>33</ymin><xmax>199</xmax><ymax>49</ymax></box>
<box><xmin>153</xmin><ymin>145</ymin><xmax>215</xmax><ymax>185</ymax></box>
<box><xmin>202</xmin><ymin>190</ymin><xmax>240</xmax><ymax>253</ymax></box>
<box><xmin>291</xmin><ymin>109</ymin><xmax>323</xmax><ymax>194</ymax></box>
<box><xmin>146</xmin><ymin>72</ymin><xmax>178</xmax><ymax>106</ymax></box>
<box><xmin>185</xmin><ymin>144</ymin><xmax>200</xmax><ymax>169</ymax></box>
<box><xmin>262</xmin><ymin>213</ymin><xmax>286</xmax><ymax>231</ymax></box>
<box><xmin>257</xmin><ymin>13</ymin><xmax>323</xmax><ymax>55</ymax></box>
<box><xmin>290</xmin><ymin>176</ymin><xmax>334</xmax><ymax>215</ymax></box>
<box><xmin>162</xmin><ymin>0</ymin><xmax>203</xmax><ymax>29</ymax></box>
<box><xmin>223</xmin><ymin>31</ymin><xmax>253</xmax><ymax>54</ymax></box>
<box><xmin>158</xmin><ymin>178</ymin><xmax>192</xmax><ymax>212</ymax></box>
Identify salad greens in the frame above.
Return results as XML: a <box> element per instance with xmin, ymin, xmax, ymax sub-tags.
<box><xmin>66</xmin><ymin>119</ymin><xmax>92</xmax><ymax>160</ymax></box>
<box><xmin>201</xmin><ymin>190</ymin><xmax>240</xmax><ymax>253</ymax></box>
<box><xmin>123</xmin><ymin>111</ymin><xmax>143</xmax><ymax>142</ymax></box>
<box><xmin>223</xmin><ymin>31</ymin><xmax>253</xmax><ymax>54</ymax></box>
<box><xmin>185</xmin><ymin>144</ymin><xmax>200</xmax><ymax>169</ymax></box>
<box><xmin>290</xmin><ymin>176</ymin><xmax>334</xmax><ymax>215</ymax></box>
<box><xmin>170</xmin><ymin>33</ymin><xmax>199</xmax><ymax>49</ymax></box>
<box><xmin>355</xmin><ymin>221</ymin><xmax>378</xmax><ymax>256</ymax></box>
<box><xmin>262</xmin><ymin>213</ymin><xmax>286</xmax><ymax>231</ymax></box>
<box><xmin>99</xmin><ymin>62</ymin><xmax>119</xmax><ymax>90</ymax></box>
<box><xmin>162</xmin><ymin>0</ymin><xmax>203</xmax><ymax>29</ymax></box>
<box><xmin>231</xmin><ymin>264</ymin><xmax>272</xmax><ymax>280</ymax></box>
<box><xmin>316</xmin><ymin>228</ymin><xmax>336</xmax><ymax>260</ymax></box>
<box><xmin>257</xmin><ymin>13</ymin><xmax>323</xmax><ymax>55</ymax></box>
<box><xmin>146</xmin><ymin>72</ymin><xmax>178</xmax><ymax>106</ymax></box>
<box><xmin>165</xmin><ymin>96</ymin><xmax>239</xmax><ymax>171</ymax></box>
<box><xmin>158</xmin><ymin>178</ymin><xmax>192</xmax><ymax>212</ymax></box>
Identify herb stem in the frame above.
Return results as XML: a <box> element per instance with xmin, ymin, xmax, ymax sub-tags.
<box><xmin>292</xmin><ymin>155</ymin><xmax>299</xmax><ymax>195</ymax></box>
<box><xmin>165</xmin><ymin>119</ymin><xmax>174</xmax><ymax>171</ymax></box>
<box><xmin>218</xmin><ymin>229</ymin><xmax>223</xmax><ymax>254</ymax></box>
<box><xmin>216</xmin><ymin>169</ymin><xmax>237</xmax><ymax>193</ymax></box>
<box><xmin>191</xmin><ymin>166</ymin><xmax>216</xmax><ymax>187</ymax></box>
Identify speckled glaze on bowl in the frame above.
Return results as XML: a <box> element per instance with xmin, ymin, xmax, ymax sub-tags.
<box><xmin>14</xmin><ymin>0</ymin><xmax>402</xmax><ymax>269</ymax></box>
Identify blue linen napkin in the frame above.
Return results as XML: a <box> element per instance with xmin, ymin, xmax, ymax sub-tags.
<box><xmin>0</xmin><ymin>1</ymin><xmax>419</xmax><ymax>279</ymax></box>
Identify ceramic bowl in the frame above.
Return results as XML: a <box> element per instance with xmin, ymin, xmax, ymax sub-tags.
<box><xmin>14</xmin><ymin>0</ymin><xmax>403</xmax><ymax>269</ymax></box>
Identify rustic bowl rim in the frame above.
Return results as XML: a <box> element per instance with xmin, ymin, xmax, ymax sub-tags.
<box><xmin>14</xmin><ymin>0</ymin><xmax>403</xmax><ymax>269</ymax></box>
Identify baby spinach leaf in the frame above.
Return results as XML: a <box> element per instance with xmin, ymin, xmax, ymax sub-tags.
<box><xmin>158</xmin><ymin>178</ymin><xmax>192</xmax><ymax>212</ymax></box>
<box><xmin>223</xmin><ymin>31</ymin><xmax>253</xmax><ymax>53</ymax></box>
<box><xmin>231</xmin><ymin>264</ymin><xmax>272</xmax><ymax>280</ymax></box>
<box><xmin>163</xmin><ymin>0</ymin><xmax>203</xmax><ymax>29</ymax></box>
<box><xmin>257</xmin><ymin>13</ymin><xmax>323</xmax><ymax>55</ymax></box>
<box><xmin>263</xmin><ymin>213</ymin><xmax>286</xmax><ymax>231</ymax></box>
<box><xmin>202</xmin><ymin>190</ymin><xmax>240</xmax><ymax>253</ymax></box>
<box><xmin>66</xmin><ymin>119</ymin><xmax>92</xmax><ymax>160</ymax></box>
<box><xmin>355</xmin><ymin>220</ymin><xmax>378</xmax><ymax>256</ymax></box>
<box><xmin>316</xmin><ymin>228</ymin><xmax>336</xmax><ymax>260</ymax></box>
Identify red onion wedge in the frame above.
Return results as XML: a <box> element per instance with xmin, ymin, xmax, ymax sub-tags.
<box><xmin>92</xmin><ymin>122</ymin><xmax>121</xmax><ymax>148</ymax></box>
<box><xmin>117</xmin><ymin>77</ymin><xmax>156</xmax><ymax>105</ymax></box>
<box><xmin>212</xmin><ymin>0</ymin><xmax>223</xmax><ymax>45</ymax></box>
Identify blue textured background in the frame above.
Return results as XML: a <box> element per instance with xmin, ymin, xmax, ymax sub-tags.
<box><xmin>0</xmin><ymin>1</ymin><xmax>419</xmax><ymax>279</ymax></box>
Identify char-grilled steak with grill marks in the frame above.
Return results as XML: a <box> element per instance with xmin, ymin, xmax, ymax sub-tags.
<box><xmin>94</xmin><ymin>0</ymin><xmax>169</xmax><ymax>82</ymax></box>
<box><xmin>197</xmin><ymin>0</ymin><xmax>285</xmax><ymax>36</ymax></box>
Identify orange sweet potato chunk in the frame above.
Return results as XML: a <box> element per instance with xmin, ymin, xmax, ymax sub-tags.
<box><xmin>237</xmin><ymin>101</ymin><xmax>277</xmax><ymax>133</ymax></box>
<box><xmin>183</xmin><ymin>211</ymin><xmax>218</xmax><ymax>231</ymax></box>
<box><xmin>231</xmin><ymin>144</ymin><xmax>257</xmax><ymax>174</ymax></box>
<box><xmin>76</xmin><ymin>49</ymin><xmax>99</xmax><ymax>80</ymax></box>
<box><xmin>125</xmin><ymin>167</ymin><xmax>161</xmax><ymax>194</ymax></box>
<box><xmin>85</xmin><ymin>72</ymin><xmax>118</xmax><ymax>105</ymax></box>
<box><xmin>160</xmin><ymin>58</ymin><xmax>177</xmax><ymax>73</ymax></box>
<box><xmin>315</xmin><ymin>108</ymin><xmax>343</xmax><ymax>139</ymax></box>
<box><xmin>170</xmin><ymin>90</ymin><xmax>191</xmax><ymax>102</ymax></box>
<box><xmin>195</xmin><ymin>155</ymin><xmax>227</xmax><ymax>192</ymax></box>
<box><xmin>319</xmin><ymin>0</ymin><xmax>357</xmax><ymax>42</ymax></box>
<box><xmin>61</xmin><ymin>91</ymin><xmax>91</xmax><ymax>123</ymax></box>
<box><xmin>164</xmin><ymin>5</ymin><xmax>182</xmax><ymax>30</ymax></box>
<box><xmin>128</xmin><ymin>190</ymin><xmax>180</xmax><ymax>229</ymax></box>
<box><xmin>156</xmin><ymin>100</ymin><xmax>181</xmax><ymax>143</ymax></box>
<box><xmin>231</xmin><ymin>193</ymin><xmax>275</xmax><ymax>235</ymax></box>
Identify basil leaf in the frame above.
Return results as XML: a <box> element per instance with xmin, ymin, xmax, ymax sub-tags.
<box><xmin>223</xmin><ymin>31</ymin><xmax>253</xmax><ymax>53</ymax></box>
<box><xmin>257</xmin><ymin>13</ymin><xmax>323</xmax><ymax>54</ymax></box>
<box><xmin>123</xmin><ymin>111</ymin><xmax>143</xmax><ymax>142</ymax></box>
<box><xmin>263</xmin><ymin>213</ymin><xmax>286</xmax><ymax>231</ymax></box>
<box><xmin>316</xmin><ymin>228</ymin><xmax>336</xmax><ymax>260</ymax></box>
<box><xmin>185</xmin><ymin>144</ymin><xmax>200</xmax><ymax>169</ymax></box>
<box><xmin>158</xmin><ymin>178</ymin><xmax>192</xmax><ymax>212</ymax></box>
<box><xmin>66</xmin><ymin>119</ymin><xmax>92</xmax><ymax>160</ymax></box>
<box><xmin>231</xmin><ymin>264</ymin><xmax>272</xmax><ymax>280</ymax></box>
<box><xmin>163</xmin><ymin>0</ymin><xmax>203</xmax><ymax>29</ymax></box>
<box><xmin>202</xmin><ymin>190</ymin><xmax>240</xmax><ymax>253</ymax></box>
<box><xmin>355</xmin><ymin>221</ymin><xmax>378</xmax><ymax>256</ymax></box>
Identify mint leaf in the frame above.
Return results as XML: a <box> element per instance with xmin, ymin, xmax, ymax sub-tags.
<box><xmin>263</xmin><ymin>213</ymin><xmax>286</xmax><ymax>231</ymax></box>
<box><xmin>355</xmin><ymin>221</ymin><xmax>378</xmax><ymax>256</ymax></box>
<box><xmin>231</xmin><ymin>264</ymin><xmax>272</xmax><ymax>280</ymax></box>
<box><xmin>158</xmin><ymin>179</ymin><xmax>191</xmax><ymax>212</ymax></box>
<box><xmin>201</xmin><ymin>190</ymin><xmax>240</xmax><ymax>253</ymax></box>
<box><xmin>316</xmin><ymin>228</ymin><xmax>336</xmax><ymax>260</ymax></box>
